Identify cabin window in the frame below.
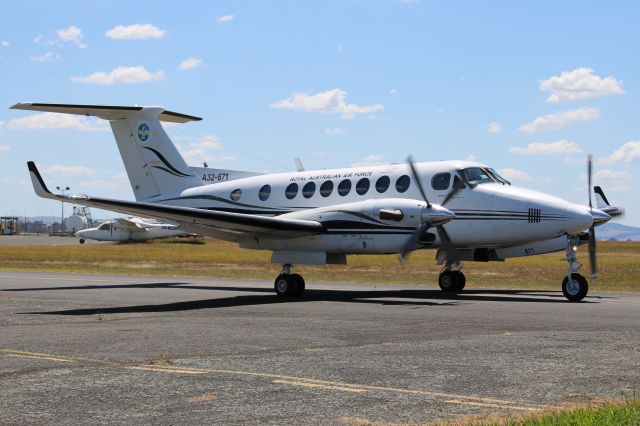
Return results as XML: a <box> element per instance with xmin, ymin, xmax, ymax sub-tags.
<box><xmin>285</xmin><ymin>183</ymin><xmax>298</xmax><ymax>199</ymax></box>
<box><xmin>337</xmin><ymin>179</ymin><xmax>351</xmax><ymax>196</ymax></box>
<box><xmin>375</xmin><ymin>176</ymin><xmax>390</xmax><ymax>193</ymax></box>
<box><xmin>302</xmin><ymin>181</ymin><xmax>316</xmax><ymax>198</ymax></box>
<box><xmin>230</xmin><ymin>188</ymin><xmax>242</xmax><ymax>201</ymax></box>
<box><xmin>395</xmin><ymin>175</ymin><xmax>410</xmax><ymax>193</ymax></box>
<box><xmin>431</xmin><ymin>173</ymin><xmax>451</xmax><ymax>190</ymax></box>
<box><xmin>320</xmin><ymin>180</ymin><xmax>334</xmax><ymax>197</ymax></box>
<box><xmin>259</xmin><ymin>184</ymin><xmax>271</xmax><ymax>201</ymax></box>
<box><xmin>356</xmin><ymin>178</ymin><xmax>370</xmax><ymax>195</ymax></box>
<box><xmin>98</xmin><ymin>223</ymin><xmax>111</xmax><ymax>231</ymax></box>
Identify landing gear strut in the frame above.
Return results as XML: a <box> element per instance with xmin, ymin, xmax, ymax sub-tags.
<box><xmin>274</xmin><ymin>264</ymin><xmax>305</xmax><ymax>297</ymax></box>
<box><xmin>562</xmin><ymin>236</ymin><xmax>589</xmax><ymax>302</ymax></box>
<box><xmin>438</xmin><ymin>261</ymin><xmax>466</xmax><ymax>293</ymax></box>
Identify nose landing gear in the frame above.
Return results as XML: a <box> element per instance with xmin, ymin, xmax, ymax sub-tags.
<box><xmin>562</xmin><ymin>236</ymin><xmax>589</xmax><ymax>302</ymax></box>
<box><xmin>274</xmin><ymin>264</ymin><xmax>306</xmax><ymax>297</ymax></box>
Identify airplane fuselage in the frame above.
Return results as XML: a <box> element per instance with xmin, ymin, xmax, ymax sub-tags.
<box><xmin>144</xmin><ymin>160</ymin><xmax>593</xmax><ymax>255</ymax></box>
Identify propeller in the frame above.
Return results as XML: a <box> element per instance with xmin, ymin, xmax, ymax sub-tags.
<box><xmin>398</xmin><ymin>157</ymin><xmax>458</xmax><ymax>263</ymax></box>
<box><xmin>587</xmin><ymin>155</ymin><xmax>597</xmax><ymax>278</ymax></box>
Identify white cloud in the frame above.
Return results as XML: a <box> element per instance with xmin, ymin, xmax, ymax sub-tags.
<box><xmin>44</xmin><ymin>165</ymin><xmax>95</xmax><ymax>177</ymax></box>
<box><xmin>79</xmin><ymin>172</ymin><xmax>128</xmax><ymax>191</ymax></box>
<box><xmin>337</xmin><ymin>43</ymin><xmax>344</xmax><ymax>53</ymax></box>
<box><xmin>486</xmin><ymin>122</ymin><xmax>502</xmax><ymax>133</ymax></box>
<box><xmin>178</xmin><ymin>57</ymin><xmax>202</xmax><ymax>71</ymax></box>
<box><xmin>595</xmin><ymin>169</ymin><xmax>632</xmax><ymax>181</ymax></box>
<box><xmin>178</xmin><ymin>135</ymin><xmax>231</xmax><ymax>165</ymax></box>
<box><xmin>509</xmin><ymin>139</ymin><xmax>583</xmax><ymax>155</ymax></box>
<box><xmin>324</xmin><ymin>127</ymin><xmax>346</xmax><ymax>136</ymax></box>
<box><xmin>71</xmin><ymin>66</ymin><xmax>165</xmax><ymax>85</ymax></box>
<box><xmin>270</xmin><ymin>89</ymin><xmax>384</xmax><ymax>119</ymax></box>
<box><xmin>105</xmin><ymin>24</ymin><xmax>165</xmax><ymax>40</ymax></box>
<box><xmin>56</xmin><ymin>25</ymin><xmax>86</xmax><ymax>48</ymax></box>
<box><xmin>499</xmin><ymin>168</ymin><xmax>532</xmax><ymax>182</ymax></box>
<box><xmin>519</xmin><ymin>107</ymin><xmax>599</xmax><ymax>133</ymax></box>
<box><xmin>217</xmin><ymin>14</ymin><xmax>234</xmax><ymax>23</ymax></box>
<box><xmin>0</xmin><ymin>144</ymin><xmax>9</xmax><ymax>153</ymax></box>
<box><xmin>603</xmin><ymin>141</ymin><xmax>640</xmax><ymax>163</ymax></box>
<box><xmin>8</xmin><ymin>112</ymin><xmax>108</xmax><ymax>132</ymax></box>
<box><xmin>389</xmin><ymin>89</ymin><xmax>397</xmax><ymax>96</ymax></box>
<box><xmin>30</xmin><ymin>52</ymin><xmax>61</xmax><ymax>62</ymax></box>
<box><xmin>351</xmin><ymin>154</ymin><xmax>386</xmax><ymax>167</ymax></box>
<box><xmin>540</xmin><ymin>68</ymin><xmax>624</xmax><ymax>104</ymax></box>
<box><xmin>464</xmin><ymin>154</ymin><xmax>476</xmax><ymax>161</ymax></box>
<box><xmin>1</xmin><ymin>40</ymin><xmax>9</xmax><ymax>47</ymax></box>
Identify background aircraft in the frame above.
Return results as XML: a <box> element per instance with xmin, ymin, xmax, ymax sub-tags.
<box><xmin>15</xmin><ymin>102</ymin><xmax>621</xmax><ymax>301</ymax></box>
<box><xmin>76</xmin><ymin>217</ymin><xmax>193</xmax><ymax>244</ymax></box>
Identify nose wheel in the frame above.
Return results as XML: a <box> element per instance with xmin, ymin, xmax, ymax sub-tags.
<box><xmin>562</xmin><ymin>235</ymin><xmax>589</xmax><ymax>302</ymax></box>
<box><xmin>274</xmin><ymin>264</ymin><xmax>305</xmax><ymax>297</ymax></box>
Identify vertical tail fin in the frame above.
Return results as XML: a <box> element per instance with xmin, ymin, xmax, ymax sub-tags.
<box><xmin>11</xmin><ymin>103</ymin><xmax>204</xmax><ymax>200</ymax></box>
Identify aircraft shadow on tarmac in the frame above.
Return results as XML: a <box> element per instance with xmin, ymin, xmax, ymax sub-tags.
<box><xmin>2</xmin><ymin>281</ymin><xmax>602</xmax><ymax>316</ymax></box>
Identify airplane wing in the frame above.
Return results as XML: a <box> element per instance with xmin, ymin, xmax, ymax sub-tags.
<box><xmin>115</xmin><ymin>218</ymin><xmax>147</xmax><ymax>231</ymax></box>
<box><xmin>27</xmin><ymin>162</ymin><xmax>323</xmax><ymax>240</ymax></box>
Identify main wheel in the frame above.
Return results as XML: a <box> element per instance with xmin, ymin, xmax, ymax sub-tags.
<box><xmin>562</xmin><ymin>273</ymin><xmax>588</xmax><ymax>302</ymax></box>
<box><xmin>274</xmin><ymin>274</ymin><xmax>298</xmax><ymax>297</ymax></box>
<box><xmin>439</xmin><ymin>270</ymin><xmax>464</xmax><ymax>293</ymax></box>
<box><xmin>79</xmin><ymin>239</ymin><xmax>85</xmax><ymax>244</ymax></box>
<box><xmin>290</xmin><ymin>273</ymin><xmax>305</xmax><ymax>296</ymax></box>
<box><xmin>452</xmin><ymin>270</ymin><xmax>466</xmax><ymax>291</ymax></box>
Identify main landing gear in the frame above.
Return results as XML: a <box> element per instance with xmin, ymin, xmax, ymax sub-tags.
<box><xmin>274</xmin><ymin>264</ymin><xmax>305</xmax><ymax>297</ymax></box>
<box><xmin>438</xmin><ymin>261</ymin><xmax>466</xmax><ymax>293</ymax></box>
<box><xmin>562</xmin><ymin>236</ymin><xmax>589</xmax><ymax>302</ymax></box>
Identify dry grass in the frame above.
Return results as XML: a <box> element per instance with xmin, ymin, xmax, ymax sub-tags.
<box><xmin>0</xmin><ymin>239</ymin><xmax>638</xmax><ymax>292</ymax></box>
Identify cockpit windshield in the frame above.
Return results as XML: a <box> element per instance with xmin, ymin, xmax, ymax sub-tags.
<box><xmin>460</xmin><ymin>167</ymin><xmax>494</xmax><ymax>186</ymax></box>
<box><xmin>486</xmin><ymin>168</ymin><xmax>511</xmax><ymax>185</ymax></box>
<box><xmin>459</xmin><ymin>167</ymin><xmax>511</xmax><ymax>187</ymax></box>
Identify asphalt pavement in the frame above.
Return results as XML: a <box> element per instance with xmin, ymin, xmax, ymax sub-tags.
<box><xmin>0</xmin><ymin>271</ymin><xmax>638</xmax><ymax>425</ymax></box>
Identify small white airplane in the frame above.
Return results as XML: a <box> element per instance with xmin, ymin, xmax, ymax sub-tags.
<box><xmin>13</xmin><ymin>102</ymin><xmax>622</xmax><ymax>301</ymax></box>
<box><xmin>76</xmin><ymin>217</ymin><xmax>192</xmax><ymax>244</ymax></box>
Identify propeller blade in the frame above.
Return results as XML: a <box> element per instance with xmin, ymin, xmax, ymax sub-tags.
<box><xmin>588</xmin><ymin>155</ymin><xmax>593</xmax><ymax>209</ymax></box>
<box><xmin>407</xmin><ymin>156</ymin><xmax>431</xmax><ymax>208</ymax></box>
<box><xmin>436</xmin><ymin>226</ymin><xmax>459</xmax><ymax>263</ymax></box>
<box><xmin>441</xmin><ymin>175</ymin><xmax>465</xmax><ymax>207</ymax></box>
<box><xmin>398</xmin><ymin>222</ymin><xmax>430</xmax><ymax>263</ymax></box>
<box><xmin>588</xmin><ymin>226</ymin><xmax>597</xmax><ymax>278</ymax></box>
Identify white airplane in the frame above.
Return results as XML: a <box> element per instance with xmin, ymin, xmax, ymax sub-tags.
<box><xmin>76</xmin><ymin>217</ymin><xmax>192</xmax><ymax>244</ymax></box>
<box><xmin>13</xmin><ymin>102</ymin><xmax>622</xmax><ymax>301</ymax></box>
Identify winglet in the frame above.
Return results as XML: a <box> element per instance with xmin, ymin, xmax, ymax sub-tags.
<box><xmin>593</xmin><ymin>185</ymin><xmax>623</xmax><ymax>218</ymax></box>
<box><xmin>27</xmin><ymin>161</ymin><xmax>58</xmax><ymax>200</ymax></box>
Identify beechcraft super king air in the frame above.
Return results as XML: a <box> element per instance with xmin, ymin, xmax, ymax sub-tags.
<box><xmin>13</xmin><ymin>102</ymin><xmax>623</xmax><ymax>301</ymax></box>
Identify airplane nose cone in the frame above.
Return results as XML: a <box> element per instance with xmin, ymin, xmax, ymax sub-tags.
<box><xmin>564</xmin><ymin>204</ymin><xmax>593</xmax><ymax>235</ymax></box>
<box><xmin>590</xmin><ymin>209</ymin><xmax>611</xmax><ymax>226</ymax></box>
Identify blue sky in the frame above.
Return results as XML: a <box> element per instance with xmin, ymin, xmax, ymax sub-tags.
<box><xmin>1</xmin><ymin>0</ymin><xmax>639</xmax><ymax>225</ymax></box>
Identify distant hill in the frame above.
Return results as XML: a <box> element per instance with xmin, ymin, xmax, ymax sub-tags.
<box><xmin>596</xmin><ymin>222</ymin><xmax>640</xmax><ymax>242</ymax></box>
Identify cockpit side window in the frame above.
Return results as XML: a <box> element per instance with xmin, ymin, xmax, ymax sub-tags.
<box><xmin>431</xmin><ymin>173</ymin><xmax>451</xmax><ymax>190</ymax></box>
<box><xmin>460</xmin><ymin>167</ymin><xmax>495</xmax><ymax>187</ymax></box>
<box><xmin>98</xmin><ymin>223</ymin><xmax>111</xmax><ymax>231</ymax></box>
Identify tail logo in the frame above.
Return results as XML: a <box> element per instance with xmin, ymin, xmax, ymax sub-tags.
<box><xmin>137</xmin><ymin>123</ymin><xmax>150</xmax><ymax>142</ymax></box>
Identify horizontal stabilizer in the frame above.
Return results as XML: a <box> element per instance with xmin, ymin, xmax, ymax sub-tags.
<box><xmin>11</xmin><ymin>102</ymin><xmax>201</xmax><ymax>123</ymax></box>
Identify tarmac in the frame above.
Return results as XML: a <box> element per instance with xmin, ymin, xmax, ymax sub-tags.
<box><xmin>0</xmin><ymin>271</ymin><xmax>639</xmax><ymax>424</ymax></box>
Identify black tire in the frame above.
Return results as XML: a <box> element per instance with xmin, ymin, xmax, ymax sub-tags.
<box><xmin>291</xmin><ymin>273</ymin><xmax>305</xmax><ymax>296</ymax></box>
<box><xmin>452</xmin><ymin>270</ymin><xmax>466</xmax><ymax>292</ymax></box>
<box><xmin>562</xmin><ymin>273</ymin><xmax>588</xmax><ymax>302</ymax></box>
<box><xmin>439</xmin><ymin>270</ymin><xmax>457</xmax><ymax>292</ymax></box>
<box><xmin>274</xmin><ymin>274</ymin><xmax>298</xmax><ymax>297</ymax></box>
<box><xmin>79</xmin><ymin>239</ymin><xmax>85</xmax><ymax>244</ymax></box>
